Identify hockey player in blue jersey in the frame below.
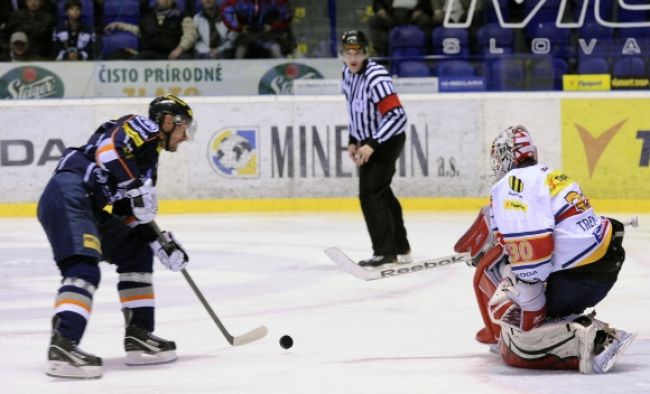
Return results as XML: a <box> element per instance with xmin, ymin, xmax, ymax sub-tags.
<box><xmin>37</xmin><ymin>95</ymin><xmax>194</xmax><ymax>379</ymax></box>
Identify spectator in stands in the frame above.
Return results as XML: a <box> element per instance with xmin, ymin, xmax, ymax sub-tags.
<box><xmin>104</xmin><ymin>0</ymin><xmax>197</xmax><ymax>60</ymax></box>
<box><xmin>431</xmin><ymin>0</ymin><xmax>484</xmax><ymax>54</ymax></box>
<box><xmin>221</xmin><ymin>0</ymin><xmax>294</xmax><ymax>59</ymax></box>
<box><xmin>1</xmin><ymin>31</ymin><xmax>39</xmax><ymax>61</ymax></box>
<box><xmin>52</xmin><ymin>0</ymin><xmax>95</xmax><ymax>60</ymax></box>
<box><xmin>1</xmin><ymin>0</ymin><xmax>23</xmax><ymax>59</ymax></box>
<box><xmin>431</xmin><ymin>0</ymin><xmax>482</xmax><ymax>26</ymax></box>
<box><xmin>7</xmin><ymin>0</ymin><xmax>56</xmax><ymax>58</ymax></box>
<box><xmin>193</xmin><ymin>0</ymin><xmax>237</xmax><ymax>59</ymax></box>
<box><xmin>368</xmin><ymin>0</ymin><xmax>433</xmax><ymax>57</ymax></box>
<box><xmin>1</xmin><ymin>0</ymin><xmax>22</xmax><ymax>27</ymax></box>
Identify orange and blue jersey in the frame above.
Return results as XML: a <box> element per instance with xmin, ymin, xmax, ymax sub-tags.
<box><xmin>55</xmin><ymin>114</ymin><xmax>162</xmax><ymax>209</ymax></box>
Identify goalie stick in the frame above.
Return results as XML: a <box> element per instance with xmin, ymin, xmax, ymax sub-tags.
<box><xmin>325</xmin><ymin>217</ymin><xmax>638</xmax><ymax>282</ymax></box>
<box><xmin>324</xmin><ymin>247</ymin><xmax>470</xmax><ymax>281</ymax></box>
<box><xmin>151</xmin><ymin>222</ymin><xmax>267</xmax><ymax>346</ymax></box>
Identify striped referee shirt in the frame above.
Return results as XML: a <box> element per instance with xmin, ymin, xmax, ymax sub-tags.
<box><xmin>342</xmin><ymin>59</ymin><xmax>407</xmax><ymax>148</ymax></box>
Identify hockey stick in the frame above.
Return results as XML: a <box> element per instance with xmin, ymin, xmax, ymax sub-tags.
<box><xmin>151</xmin><ymin>222</ymin><xmax>267</xmax><ymax>346</ymax></box>
<box><xmin>325</xmin><ymin>247</ymin><xmax>470</xmax><ymax>281</ymax></box>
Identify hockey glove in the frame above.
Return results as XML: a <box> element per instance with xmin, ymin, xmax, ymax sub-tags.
<box><xmin>126</xmin><ymin>179</ymin><xmax>157</xmax><ymax>224</ymax></box>
<box><xmin>488</xmin><ymin>274</ymin><xmax>547</xmax><ymax>332</ymax></box>
<box><xmin>150</xmin><ymin>231</ymin><xmax>189</xmax><ymax>272</ymax></box>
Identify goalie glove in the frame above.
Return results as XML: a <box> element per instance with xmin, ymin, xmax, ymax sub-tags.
<box><xmin>150</xmin><ymin>231</ymin><xmax>189</xmax><ymax>272</ymax></box>
<box><xmin>488</xmin><ymin>270</ymin><xmax>547</xmax><ymax>332</ymax></box>
<box><xmin>126</xmin><ymin>178</ymin><xmax>157</xmax><ymax>224</ymax></box>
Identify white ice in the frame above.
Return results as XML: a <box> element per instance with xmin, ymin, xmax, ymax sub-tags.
<box><xmin>1</xmin><ymin>212</ymin><xmax>648</xmax><ymax>393</ymax></box>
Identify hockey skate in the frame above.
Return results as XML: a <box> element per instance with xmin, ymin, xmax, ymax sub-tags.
<box><xmin>358</xmin><ymin>254</ymin><xmax>397</xmax><ymax>267</ymax></box>
<box><xmin>592</xmin><ymin>328</ymin><xmax>636</xmax><ymax>374</ymax></box>
<box><xmin>46</xmin><ymin>332</ymin><xmax>102</xmax><ymax>379</ymax></box>
<box><xmin>124</xmin><ymin>323</ymin><xmax>178</xmax><ymax>365</ymax></box>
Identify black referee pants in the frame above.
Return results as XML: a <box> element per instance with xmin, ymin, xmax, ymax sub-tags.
<box><xmin>358</xmin><ymin>133</ymin><xmax>410</xmax><ymax>256</ymax></box>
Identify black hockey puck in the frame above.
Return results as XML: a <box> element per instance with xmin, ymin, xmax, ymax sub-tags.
<box><xmin>279</xmin><ymin>335</ymin><xmax>293</xmax><ymax>349</ymax></box>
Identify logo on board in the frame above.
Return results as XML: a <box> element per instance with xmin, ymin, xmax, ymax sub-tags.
<box><xmin>258</xmin><ymin>63</ymin><xmax>324</xmax><ymax>95</ymax></box>
<box><xmin>208</xmin><ymin>127</ymin><xmax>259</xmax><ymax>178</ymax></box>
<box><xmin>0</xmin><ymin>66</ymin><xmax>65</xmax><ymax>99</ymax></box>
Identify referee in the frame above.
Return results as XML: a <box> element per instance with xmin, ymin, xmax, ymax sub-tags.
<box><xmin>340</xmin><ymin>30</ymin><xmax>411</xmax><ymax>267</ymax></box>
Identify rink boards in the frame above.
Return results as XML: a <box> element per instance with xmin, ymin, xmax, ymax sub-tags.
<box><xmin>1</xmin><ymin>93</ymin><xmax>649</xmax><ymax>215</ymax></box>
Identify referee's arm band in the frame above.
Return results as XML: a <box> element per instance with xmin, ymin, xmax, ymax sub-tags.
<box><xmin>377</xmin><ymin>94</ymin><xmax>402</xmax><ymax>115</ymax></box>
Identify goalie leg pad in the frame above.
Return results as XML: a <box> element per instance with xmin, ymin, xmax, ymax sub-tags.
<box><xmin>473</xmin><ymin>244</ymin><xmax>507</xmax><ymax>344</ymax></box>
<box><xmin>498</xmin><ymin>315</ymin><xmax>598</xmax><ymax>373</ymax></box>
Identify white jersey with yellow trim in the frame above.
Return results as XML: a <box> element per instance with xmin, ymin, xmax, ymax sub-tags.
<box><xmin>490</xmin><ymin>163</ymin><xmax>611</xmax><ymax>283</ymax></box>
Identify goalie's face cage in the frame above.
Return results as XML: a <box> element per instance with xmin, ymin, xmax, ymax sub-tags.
<box><xmin>491</xmin><ymin>130</ymin><xmax>515</xmax><ymax>180</ymax></box>
<box><xmin>490</xmin><ymin>126</ymin><xmax>538</xmax><ymax>180</ymax></box>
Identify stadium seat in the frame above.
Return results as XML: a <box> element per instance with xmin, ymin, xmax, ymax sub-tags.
<box><xmin>104</xmin><ymin>0</ymin><xmax>140</xmax><ymax>25</ymax></box>
<box><xmin>574</xmin><ymin>0</ymin><xmax>613</xmax><ymax>23</ymax></box>
<box><xmin>476</xmin><ymin>23</ymin><xmax>513</xmax><ymax>55</ymax></box>
<box><xmin>484</xmin><ymin>0</ymin><xmax>509</xmax><ymax>24</ymax></box>
<box><xmin>616</xmin><ymin>0</ymin><xmax>649</xmax><ymax>25</ymax></box>
<box><xmin>578</xmin><ymin>22</ymin><xmax>613</xmax><ymax>57</ymax></box>
<box><xmin>150</xmin><ymin>0</ymin><xmax>186</xmax><ymax>11</ymax></box>
<box><xmin>612</xmin><ymin>57</ymin><xmax>646</xmax><ymax>77</ymax></box>
<box><xmin>529</xmin><ymin>23</ymin><xmax>573</xmax><ymax>59</ymax></box>
<box><xmin>432</xmin><ymin>27</ymin><xmax>469</xmax><ymax>57</ymax></box>
<box><xmin>487</xmin><ymin>57</ymin><xmax>526</xmax><ymax>91</ymax></box>
<box><xmin>577</xmin><ymin>57</ymin><xmax>610</xmax><ymax>74</ymax></box>
<box><xmin>57</xmin><ymin>0</ymin><xmax>94</xmax><ymax>27</ymax></box>
<box><xmin>530</xmin><ymin>56</ymin><xmax>568</xmax><ymax>91</ymax></box>
<box><xmin>437</xmin><ymin>60</ymin><xmax>475</xmax><ymax>78</ymax></box>
<box><xmin>389</xmin><ymin>25</ymin><xmax>425</xmax><ymax>59</ymax></box>
<box><xmin>524</xmin><ymin>0</ymin><xmax>562</xmax><ymax>37</ymax></box>
<box><xmin>616</xmin><ymin>0</ymin><xmax>650</xmax><ymax>40</ymax></box>
<box><xmin>389</xmin><ymin>25</ymin><xmax>426</xmax><ymax>75</ymax></box>
<box><xmin>618</xmin><ymin>27</ymin><xmax>650</xmax><ymax>41</ymax></box>
<box><xmin>101</xmin><ymin>31</ymin><xmax>139</xmax><ymax>58</ymax></box>
<box><xmin>397</xmin><ymin>61</ymin><xmax>430</xmax><ymax>77</ymax></box>
<box><xmin>195</xmin><ymin>0</ymin><xmax>226</xmax><ymax>13</ymax></box>
<box><xmin>573</xmin><ymin>0</ymin><xmax>614</xmax><ymax>24</ymax></box>
<box><xmin>579</xmin><ymin>22</ymin><xmax>614</xmax><ymax>40</ymax></box>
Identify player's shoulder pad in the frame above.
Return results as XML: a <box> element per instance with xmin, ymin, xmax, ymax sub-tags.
<box><xmin>544</xmin><ymin>168</ymin><xmax>573</xmax><ymax>197</ymax></box>
<box><xmin>128</xmin><ymin>115</ymin><xmax>160</xmax><ymax>135</ymax></box>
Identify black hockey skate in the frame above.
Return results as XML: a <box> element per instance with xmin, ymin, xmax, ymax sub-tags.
<box><xmin>123</xmin><ymin>309</ymin><xmax>177</xmax><ymax>365</ymax></box>
<box><xmin>358</xmin><ymin>254</ymin><xmax>397</xmax><ymax>267</ymax></box>
<box><xmin>47</xmin><ymin>332</ymin><xmax>102</xmax><ymax>379</ymax></box>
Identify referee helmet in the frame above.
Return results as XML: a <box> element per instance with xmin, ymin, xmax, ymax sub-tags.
<box><xmin>340</xmin><ymin>30</ymin><xmax>368</xmax><ymax>53</ymax></box>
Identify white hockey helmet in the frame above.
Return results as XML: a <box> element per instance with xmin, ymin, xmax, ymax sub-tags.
<box><xmin>490</xmin><ymin>125</ymin><xmax>538</xmax><ymax>179</ymax></box>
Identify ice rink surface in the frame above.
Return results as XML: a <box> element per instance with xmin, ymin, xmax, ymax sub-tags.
<box><xmin>1</xmin><ymin>211</ymin><xmax>649</xmax><ymax>394</ymax></box>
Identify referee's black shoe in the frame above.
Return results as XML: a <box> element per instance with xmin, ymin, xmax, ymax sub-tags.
<box><xmin>358</xmin><ymin>255</ymin><xmax>397</xmax><ymax>267</ymax></box>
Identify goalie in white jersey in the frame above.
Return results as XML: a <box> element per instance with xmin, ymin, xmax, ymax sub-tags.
<box><xmin>455</xmin><ymin>125</ymin><xmax>635</xmax><ymax>374</ymax></box>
